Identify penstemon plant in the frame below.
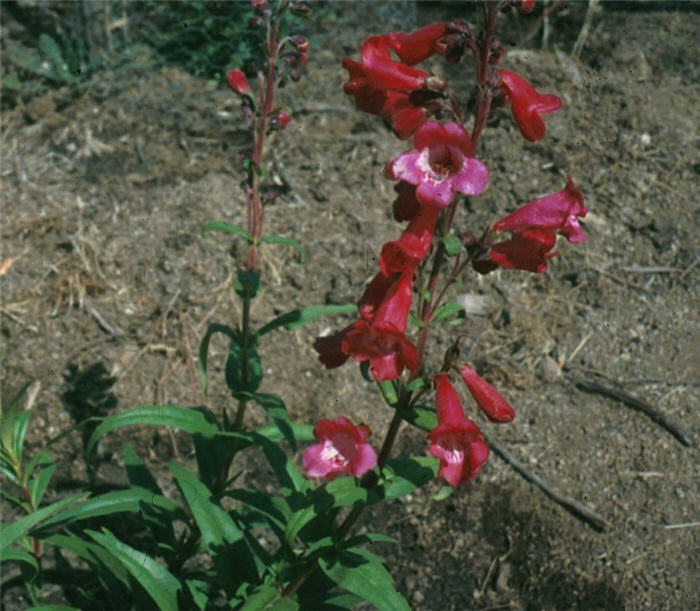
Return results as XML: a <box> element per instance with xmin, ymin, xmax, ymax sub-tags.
<box><xmin>1</xmin><ymin>1</ymin><xmax>589</xmax><ymax>609</ymax></box>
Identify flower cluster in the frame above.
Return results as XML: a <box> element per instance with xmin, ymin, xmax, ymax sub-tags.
<box><xmin>306</xmin><ymin>9</ymin><xmax>586</xmax><ymax>487</ymax></box>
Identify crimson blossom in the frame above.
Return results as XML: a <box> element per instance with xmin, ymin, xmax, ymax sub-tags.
<box><xmin>428</xmin><ymin>374</ymin><xmax>490</xmax><ymax>486</ymax></box>
<box><xmin>303</xmin><ymin>417</ymin><xmax>377</xmax><ymax>481</ymax></box>
<box><xmin>384</xmin><ymin>121</ymin><xmax>489</xmax><ymax>208</ymax></box>
<box><xmin>475</xmin><ymin>175</ymin><xmax>587</xmax><ymax>273</ymax></box>
<box><xmin>342</xmin><ymin>24</ymin><xmax>447</xmax><ymax>139</ymax></box>
<box><xmin>498</xmin><ymin>69</ymin><xmax>562</xmax><ymax>142</ymax></box>
<box><xmin>459</xmin><ymin>365</ymin><xmax>515</xmax><ymax>423</ymax></box>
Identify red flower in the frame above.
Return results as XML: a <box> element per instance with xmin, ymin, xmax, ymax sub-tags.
<box><xmin>428</xmin><ymin>374</ymin><xmax>489</xmax><ymax>486</ymax></box>
<box><xmin>312</xmin><ymin>324</ymin><xmax>353</xmax><ymax>369</ymax></box>
<box><xmin>303</xmin><ymin>417</ymin><xmax>377</xmax><ymax>480</ymax></box>
<box><xmin>459</xmin><ymin>365</ymin><xmax>515</xmax><ymax>423</ymax></box>
<box><xmin>498</xmin><ymin>69</ymin><xmax>562</xmax><ymax>142</ymax></box>
<box><xmin>388</xmin><ymin>22</ymin><xmax>448</xmax><ymax>66</ymax></box>
<box><xmin>392</xmin><ymin>181</ymin><xmax>421</xmax><ymax>222</ymax></box>
<box><xmin>488</xmin><ymin>229</ymin><xmax>558</xmax><ymax>273</ymax></box>
<box><xmin>513</xmin><ymin>0</ymin><xmax>536</xmax><ymax>14</ymax></box>
<box><xmin>380</xmin><ymin>205</ymin><xmax>440</xmax><ymax>274</ymax></box>
<box><xmin>275</xmin><ymin>110</ymin><xmax>292</xmax><ymax>130</ymax></box>
<box><xmin>384</xmin><ymin>122</ymin><xmax>489</xmax><ymax>208</ymax></box>
<box><xmin>227</xmin><ymin>69</ymin><xmax>250</xmax><ymax>95</ymax></box>
<box><xmin>342</xmin><ymin>270</ymin><xmax>418</xmax><ymax>381</ymax></box>
<box><xmin>492</xmin><ymin>175</ymin><xmax>587</xmax><ymax>243</ymax></box>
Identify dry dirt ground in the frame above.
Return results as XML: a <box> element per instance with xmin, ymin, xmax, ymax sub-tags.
<box><xmin>1</xmin><ymin>2</ymin><xmax>698</xmax><ymax>609</ymax></box>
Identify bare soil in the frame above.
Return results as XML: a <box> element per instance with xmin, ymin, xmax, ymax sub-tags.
<box><xmin>1</xmin><ymin>2</ymin><xmax>698</xmax><ymax>609</ymax></box>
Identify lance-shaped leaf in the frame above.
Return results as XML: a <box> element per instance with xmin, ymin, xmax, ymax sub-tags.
<box><xmin>202</xmin><ymin>221</ymin><xmax>253</xmax><ymax>243</ymax></box>
<box><xmin>255</xmin><ymin>304</ymin><xmax>357</xmax><ymax>338</ymax></box>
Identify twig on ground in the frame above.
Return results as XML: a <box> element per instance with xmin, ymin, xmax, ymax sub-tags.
<box><xmin>484</xmin><ymin>433</ymin><xmax>611</xmax><ymax>532</ymax></box>
<box><xmin>572</xmin><ymin>0</ymin><xmax>600</xmax><ymax>59</ymax></box>
<box><xmin>90</xmin><ymin>306</ymin><xmax>122</xmax><ymax>335</ymax></box>
<box><xmin>575</xmin><ymin>378</ymin><xmax>693</xmax><ymax>448</ymax></box>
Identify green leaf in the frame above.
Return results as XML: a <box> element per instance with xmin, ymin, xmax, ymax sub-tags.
<box><xmin>225</xmin><ymin>339</ymin><xmax>262</xmax><ymax>395</ymax></box>
<box><xmin>202</xmin><ymin>221</ymin><xmax>253</xmax><ymax>243</ymax></box>
<box><xmin>28</xmin><ymin>606</ymin><xmax>80</xmax><ymax>611</ymax></box>
<box><xmin>398</xmin><ymin>404</ymin><xmax>437</xmax><ymax>432</ymax></box>
<box><xmin>433</xmin><ymin>485</ymin><xmax>455</xmax><ymax>501</ymax></box>
<box><xmin>260</xmin><ymin>235</ymin><xmax>305</xmax><ymax>262</ymax></box>
<box><xmin>86</xmin><ymin>529</ymin><xmax>180</xmax><ymax>611</ymax></box>
<box><xmin>12</xmin><ymin>410</ymin><xmax>32</xmax><ymax>466</ymax></box>
<box><xmin>319</xmin><ymin>547</ymin><xmax>410</xmax><ymax>611</ymax></box>
<box><xmin>377</xmin><ymin>380</ymin><xmax>398</xmax><ymax>406</ymax></box>
<box><xmin>38</xmin><ymin>34</ymin><xmax>74</xmax><ymax>82</ymax></box>
<box><xmin>254</xmin><ymin>421</ymin><xmax>313</xmax><ymax>443</ymax></box>
<box><xmin>234</xmin><ymin>270</ymin><xmax>261</xmax><ymax>299</ymax></box>
<box><xmin>185</xmin><ymin>579</ymin><xmax>210</xmax><ymax>611</ymax></box>
<box><xmin>27</xmin><ymin>453</ymin><xmax>55</xmax><ymax>507</ymax></box>
<box><xmin>86</xmin><ymin>405</ymin><xmax>219</xmax><ymax>456</ymax></box>
<box><xmin>245</xmin><ymin>392</ymin><xmax>296</xmax><ymax>451</ymax></box>
<box><xmin>192</xmin><ymin>408</ymin><xmax>237</xmax><ymax>493</ymax></box>
<box><xmin>382</xmin><ymin>457</ymin><xmax>439</xmax><ymax>500</ymax></box>
<box><xmin>431</xmin><ymin>300</ymin><xmax>464</xmax><ymax>323</ymax></box>
<box><xmin>442</xmin><ymin>234</ymin><xmax>462</xmax><ymax>256</ymax></box>
<box><xmin>255</xmin><ymin>304</ymin><xmax>356</xmax><ymax>338</ymax></box>
<box><xmin>227</xmin><ymin>488</ymin><xmax>290</xmax><ymax>531</ymax></box>
<box><xmin>169</xmin><ymin>462</ymin><xmax>257</xmax><ymax>590</ymax></box>
<box><xmin>0</xmin><ymin>547</ymin><xmax>39</xmax><ymax>571</ymax></box>
<box><xmin>0</xmin><ymin>492</ymin><xmax>87</xmax><ymax>552</ymax></box>
<box><xmin>199</xmin><ymin>323</ymin><xmax>236</xmax><ymax>398</ymax></box>
<box><xmin>247</xmin><ymin>432</ymin><xmax>307</xmax><ymax>497</ymax></box>
<box><xmin>44</xmin><ymin>533</ymin><xmax>130</xmax><ymax>595</ymax></box>
<box><xmin>240</xmin><ymin>584</ymin><xmax>296</xmax><ymax>611</ymax></box>
<box><xmin>122</xmin><ymin>444</ymin><xmax>176</xmax><ymax>548</ymax></box>
<box><xmin>407</xmin><ymin>312</ymin><xmax>424</xmax><ymax>328</ymax></box>
<box><xmin>405</xmin><ymin>377</ymin><xmax>426</xmax><ymax>394</ymax></box>
<box><xmin>35</xmin><ymin>487</ymin><xmax>184</xmax><ymax>534</ymax></box>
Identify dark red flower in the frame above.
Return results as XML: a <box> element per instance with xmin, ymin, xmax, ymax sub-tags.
<box><xmin>392</xmin><ymin>181</ymin><xmax>421</xmax><ymax>222</ymax></box>
<box><xmin>380</xmin><ymin>205</ymin><xmax>440</xmax><ymax>274</ymax></box>
<box><xmin>459</xmin><ymin>365</ymin><xmax>515</xmax><ymax>423</ymax></box>
<box><xmin>313</xmin><ymin>324</ymin><xmax>353</xmax><ymax>369</ymax></box>
<box><xmin>428</xmin><ymin>374</ymin><xmax>489</xmax><ymax>486</ymax></box>
<box><xmin>488</xmin><ymin>229</ymin><xmax>558</xmax><ymax>273</ymax></box>
<box><xmin>498</xmin><ymin>69</ymin><xmax>562</xmax><ymax>142</ymax></box>
<box><xmin>342</xmin><ymin>270</ymin><xmax>418</xmax><ymax>380</ymax></box>
<box><xmin>303</xmin><ymin>417</ymin><xmax>377</xmax><ymax>480</ymax></box>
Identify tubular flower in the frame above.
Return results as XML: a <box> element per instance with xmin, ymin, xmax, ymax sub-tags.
<box><xmin>498</xmin><ymin>69</ymin><xmax>562</xmax><ymax>142</ymax></box>
<box><xmin>388</xmin><ymin>22</ymin><xmax>448</xmax><ymax>66</ymax></box>
<box><xmin>492</xmin><ymin>174</ymin><xmax>588</xmax><ymax>243</ymax></box>
<box><xmin>392</xmin><ymin>181</ymin><xmax>421</xmax><ymax>222</ymax></box>
<box><xmin>342</xmin><ymin>269</ymin><xmax>418</xmax><ymax>381</ymax></box>
<box><xmin>428</xmin><ymin>374</ymin><xmax>489</xmax><ymax>486</ymax></box>
<box><xmin>459</xmin><ymin>365</ymin><xmax>515</xmax><ymax>423</ymax></box>
<box><xmin>384</xmin><ymin>122</ymin><xmax>489</xmax><ymax>208</ymax></box>
<box><xmin>380</xmin><ymin>205</ymin><xmax>440</xmax><ymax>274</ymax></box>
<box><xmin>303</xmin><ymin>417</ymin><xmax>377</xmax><ymax>480</ymax></box>
<box><xmin>312</xmin><ymin>324</ymin><xmax>354</xmax><ymax>369</ymax></box>
<box><xmin>487</xmin><ymin>229</ymin><xmax>558</xmax><ymax>273</ymax></box>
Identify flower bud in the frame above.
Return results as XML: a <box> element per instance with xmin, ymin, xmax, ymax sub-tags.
<box><xmin>513</xmin><ymin>0</ymin><xmax>535</xmax><ymax>14</ymax></box>
<box><xmin>291</xmin><ymin>34</ymin><xmax>310</xmax><ymax>53</ymax></box>
<box><xmin>289</xmin><ymin>2</ymin><xmax>311</xmax><ymax>17</ymax></box>
<box><xmin>274</xmin><ymin>109</ymin><xmax>291</xmax><ymax>130</ymax></box>
<box><xmin>227</xmin><ymin>69</ymin><xmax>250</xmax><ymax>95</ymax></box>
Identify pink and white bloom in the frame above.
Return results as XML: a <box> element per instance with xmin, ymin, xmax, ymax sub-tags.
<box><xmin>498</xmin><ymin>69</ymin><xmax>562</xmax><ymax>142</ymax></box>
<box><xmin>459</xmin><ymin>365</ymin><xmax>515</xmax><ymax>423</ymax></box>
<box><xmin>492</xmin><ymin>174</ymin><xmax>588</xmax><ymax>243</ymax></box>
<box><xmin>428</xmin><ymin>374</ymin><xmax>489</xmax><ymax>486</ymax></box>
<box><xmin>303</xmin><ymin>417</ymin><xmax>377</xmax><ymax>480</ymax></box>
<box><xmin>384</xmin><ymin>122</ymin><xmax>489</xmax><ymax>208</ymax></box>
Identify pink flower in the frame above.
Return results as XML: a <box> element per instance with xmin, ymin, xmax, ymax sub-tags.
<box><xmin>303</xmin><ymin>417</ymin><xmax>377</xmax><ymax>480</ymax></box>
<box><xmin>380</xmin><ymin>205</ymin><xmax>440</xmax><ymax>274</ymax></box>
<box><xmin>227</xmin><ymin>69</ymin><xmax>250</xmax><ymax>95</ymax></box>
<box><xmin>459</xmin><ymin>365</ymin><xmax>515</xmax><ymax>423</ymax></box>
<box><xmin>498</xmin><ymin>69</ymin><xmax>562</xmax><ymax>142</ymax></box>
<box><xmin>384</xmin><ymin>122</ymin><xmax>489</xmax><ymax>208</ymax></box>
<box><xmin>388</xmin><ymin>23</ymin><xmax>448</xmax><ymax>66</ymax></box>
<box><xmin>492</xmin><ymin>175</ymin><xmax>588</xmax><ymax>243</ymax></box>
<box><xmin>428</xmin><ymin>374</ymin><xmax>489</xmax><ymax>486</ymax></box>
